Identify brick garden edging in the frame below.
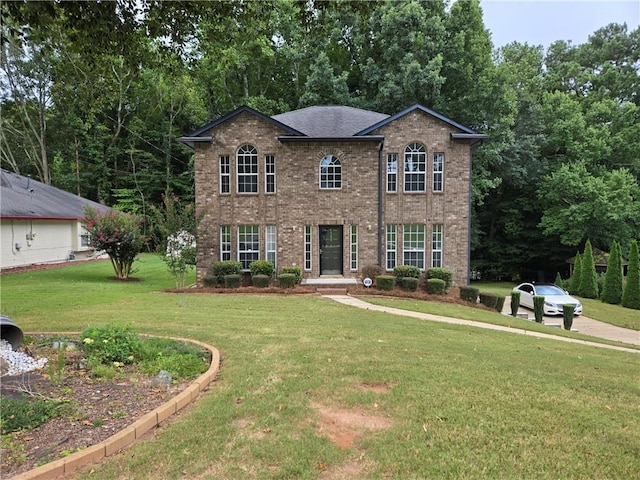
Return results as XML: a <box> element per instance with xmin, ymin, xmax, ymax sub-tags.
<box><xmin>11</xmin><ymin>335</ymin><xmax>220</xmax><ymax>480</ymax></box>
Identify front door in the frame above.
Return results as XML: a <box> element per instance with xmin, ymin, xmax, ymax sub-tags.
<box><xmin>319</xmin><ymin>225</ymin><xmax>343</xmax><ymax>275</ymax></box>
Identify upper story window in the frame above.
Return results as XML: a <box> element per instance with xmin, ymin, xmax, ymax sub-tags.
<box><xmin>220</xmin><ymin>155</ymin><xmax>230</xmax><ymax>194</ymax></box>
<box><xmin>404</xmin><ymin>143</ymin><xmax>426</xmax><ymax>192</ymax></box>
<box><xmin>319</xmin><ymin>155</ymin><xmax>341</xmax><ymax>189</ymax></box>
<box><xmin>386</xmin><ymin>153</ymin><xmax>397</xmax><ymax>193</ymax></box>
<box><xmin>433</xmin><ymin>152</ymin><xmax>444</xmax><ymax>192</ymax></box>
<box><xmin>265</xmin><ymin>155</ymin><xmax>276</xmax><ymax>194</ymax></box>
<box><xmin>237</xmin><ymin>144</ymin><xmax>258</xmax><ymax>193</ymax></box>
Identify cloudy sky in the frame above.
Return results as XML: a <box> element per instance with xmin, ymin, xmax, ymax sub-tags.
<box><xmin>480</xmin><ymin>0</ymin><xmax>640</xmax><ymax>48</ymax></box>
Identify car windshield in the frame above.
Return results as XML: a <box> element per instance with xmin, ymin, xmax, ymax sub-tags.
<box><xmin>535</xmin><ymin>285</ymin><xmax>565</xmax><ymax>296</ymax></box>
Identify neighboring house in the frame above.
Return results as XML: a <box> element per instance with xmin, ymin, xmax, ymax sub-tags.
<box><xmin>179</xmin><ymin>104</ymin><xmax>487</xmax><ymax>286</ymax></box>
<box><xmin>0</xmin><ymin>168</ymin><xmax>108</xmax><ymax>270</ymax></box>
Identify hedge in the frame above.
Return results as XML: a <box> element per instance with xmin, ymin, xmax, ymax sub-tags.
<box><xmin>376</xmin><ymin>275</ymin><xmax>396</xmax><ymax>291</ymax></box>
<box><xmin>393</xmin><ymin>265</ymin><xmax>421</xmax><ymax>279</ymax></box>
<box><xmin>249</xmin><ymin>260</ymin><xmax>274</xmax><ymax>278</ymax></box>
<box><xmin>426</xmin><ymin>278</ymin><xmax>446</xmax><ymax>295</ymax></box>
<box><xmin>399</xmin><ymin>277</ymin><xmax>419</xmax><ymax>291</ymax></box>
<box><xmin>426</xmin><ymin>267</ymin><xmax>453</xmax><ymax>291</ymax></box>
<box><xmin>280</xmin><ymin>266</ymin><xmax>302</xmax><ymax>284</ymax></box>
<box><xmin>213</xmin><ymin>260</ymin><xmax>242</xmax><ymax>284</ymax></box>
<box><xmin>223</xmin><ymin>274</ymin><xmax>241</xmax><ymax>288</ymax></box>
<box><xmin>252</xmin><ymin>274</ymin><xmax>270</xmax><ymax>288</ymax></box>
<box><xmin>460</xmin><ymin>286</ymin><xmax>479</xmax><ymax>303</ymax></box>
<box><xmin>277</xmin><ymin>273</ymin><xmax>297</xmax><ymax>288</ymax></box>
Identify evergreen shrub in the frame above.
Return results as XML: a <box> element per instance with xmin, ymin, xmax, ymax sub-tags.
<box><xmin>277</xmin><ymin>273</ymin><xmax>297</xmax><ymax>288</ymax></box>
<box><xmin>494</xmin><ymin>295</ymin><xmax>506</xmax><ymax>313</ymax></box>
<box><xmin>252</xmin><ymin>274</ymin><xmax>270</xmax><ymax>288</ymax></box>
<box><xmin>393</xmin><ymin>265</ymin><xmax>421</xmax><ymax>280</ymax></box>
<box><xmin>562</xmin><ymin>304</ymin><xmax>574</xmax><ymax>330</ymax></box>
<box><xmin>426</xmin><ymin>278</ymin><xmax>446</xmax><ymax>295</ymax></box>
<box><xmin>579</xmin><ymin>240</ymin><xmax>598</xmax><ymax>299</ymax></box>
<box><xmin>622</xmin><ymin>240</ymin><xmax>640</xmax><ymax>310</ymax></box>
<box><xmin>249</xmin><ymin>260</ymin><xmax>274</xmax><ymax>278</ymax></box>
<box><xmin>224</xmin><ymin>274</ymin><xmax>241</xmax><ymax>288</ymax></box>
<box><xmin>510</xmin><ymin>291</ymin><xmax>520</xmax><ymax>317</ymax></box>
<box><xmin>376</xmin><ymin>275</ymin><xmax>396</xmax><ymax>291</ymax></box>
<box><xmin>203</xmin><ymin>276</ymin><xmax>217</xmax><ymax>287</ymax></box>
<box><xmin>568</xmin><ymin>253</ymin><xmax>582</xmax><ymax>295</ymax></box>
<box><xmin>479</xmin><ymin>292</ymin><xmax>498</xmax><ymax>309</ymax></box>
<box><xmin>460</xmin><ymin>286</ymin><xmax>479</xmax><ymax>303</ymax></box>
<box><xmin>426</xmin><ymin>267</ymin><xmax>453</xmax><ymax>291</ymax></box>
<box><xmin>280</xmin><ymin>266</ymin><xmax>302</xmax><ymax>284</ymax></box>
<box><xmin>400</xmin><ymin>277</ymin><xmax>419</xmax><ymax>291</ymax></box>
<box><xmin>533</xmin><ymin>295</ymin><xmax>545</xmax><ymax>323</ymax></box>
<box><xmin>213</xmin><ymin>261</ymin><xmax>242</xmax><ymax>284</ymax></box>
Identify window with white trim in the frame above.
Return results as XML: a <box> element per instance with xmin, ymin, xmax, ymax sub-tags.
<box><xmin>386</xmin><ymin>153</ymin><xmax>397</xmax><ymax>192</ymax></box>
<box><xmin>350</xmin><ymin>225</ymin><xmax>358</xmax><ymax>271</ymax></box>
<box><xmin>319</xmin><ymin>155</ymin><xmax>341</xmax><ymax>189</ymax></box>
<box><xmin>266</xmin><ymin>225</ymin><xmax>277</xmax><ymax>266</ymax></box>
<box><xmin>238</xmin><ymin>225</ymin><xmax>259</xmax><ymax>269</ymax></box>
<box><xmin>386</xmin><ymin>225</ymin><xmax>397</xmax><ymax>270</ymax></box>
<box><xmin>220</xmin><ymin>225</ymin><xmax>231</xmax><ymax>261</ymax></box>
<box><xmin>403</xmin><ymin>224</ymin><xmax>425</xmax><ymax>269</ymax></box>
<box><xmin>220</xmin><ymin>155</ymin><xmax>230</xmax><ymax>194</ymax></box>
<box><xmin>404</xmin><ymin>143</ymin><xmax>426</xmax><ymax>192</ymax></box>
<box><xmin>304</xmin><ymin>225</ymin><xmax>312</xmax><ymax>271</ymax></box>
<box><xmin>265</xmin><ymin>155</ymin><xmax>276</xmax><ymax>194</ymax></box>
<box><xmin>433</xmin><ymin>152</ymin><xmax>444</xmax><ymax>192</ymax></box>
<box><xmin>431</xmin><ymin>224</ymin><xmax>443</xmax><ymax>267</ymax></box>
<box><xmin>237</xmin><ymin>145</ymin><xmax>258</xmax><ymax>193</ymax></box>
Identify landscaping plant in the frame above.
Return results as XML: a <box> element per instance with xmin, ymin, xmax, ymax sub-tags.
<box><xmin>579</xmin><ymin>240</ymin><xmax>599</xmax><ymax>299</ymax></box>
<box><xmin>601</xmin><ymin>240</ymin><xmax>623</xmax><ymax>304</ymax></box>
<box><xmin>568</xmin><ymin>252</ymin><xmax>582</xmax><ymax>295</ymax></box>
<box><xmin>563</xmin><ymin>304</ymin><xmax>574</xmax><ymax>331</ymax></box>
<box><xmin>533</xmin><ymin>295</ymin><xmax>545</xmax><ymax>323</ymax></box>
<box><xmin>510</xmin><ymin>290</ymin><xmax>520</xmax><ymax>317</ymax></box>
<box><xmin>622</xmin><ymin>239</ymin><xmax>640</xmax><ymax>310</ymax></box>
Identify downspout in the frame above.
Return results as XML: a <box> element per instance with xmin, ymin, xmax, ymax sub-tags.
<box><xmin>377</xmin><ymin>140</ymin><xmax>384</xmax><ymax>268</ymax></box>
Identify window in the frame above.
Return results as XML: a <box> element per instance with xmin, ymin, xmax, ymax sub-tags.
<box><xmin>431</xmin><ymin>224</ymin><xmax>443</xmax><ymax>267</ymax></box>
<box><xmin>386</xmin><ymin>224</ymin><xmax>397</xmax><ymax>270</ymax></box>
<box><xmin>238</xmin><ymin>225</ymin><xmax>259</xmax><ymax>269</ymax></box>
<box><xmin>386</xmin><ymin>153</ymin><xmax>397</xmax><ymax>192</ymax></box>
<box><xmin>237</xmin><ymin>145</ymin><xmax>258</xmax><ymax>193</ymax></box>
<box><xmin>404</xmin><ymin>143</ymin><xmax>426</xmax><ymax>192</ymax></box>
<box><xmin>403</xmin><ymin>224</ymin><xmax>425</xmax><ymax>269</ymax></box>
<box><xmin>220</xmin><ymin>155</ymin><xmax>230</xmax><ymax>194</ymax></box>
<box><xmin>319</xmin><ymin>155</ymin><xmax>341</xmax><ymax>189</ymax></box>
<box><xmin>220</xmin><ymin>226</ymin><xmax>231</xmax><ymax>261</ymax></box>
<box><xmin>433</xmin><ymin>152</ymin><xmax>444</xmax><ymax>192</ymax></box>
<box><xmin>350</xmin><ymin>225</ymin><xmax>358</xmax><ymax>271</ymax></box>
<box><xmin>266</xmin><ymin>225</ymin><xmax>277</xmax><ymax>266</ymax></box>
<box><xmin>304</xmin><ymin>225</ymin><xmax>312</xmax><ymax>271</ymax></box>
<box><xmin>265</xmin><ymin>155</ymin><xmax>276</xmax><ymax>193</ymax></box>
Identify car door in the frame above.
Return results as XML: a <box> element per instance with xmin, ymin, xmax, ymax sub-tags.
<box><xmin>518</xmin><ymin>284</ymin><xmax>535</xmax><ymax>309</ymax></box>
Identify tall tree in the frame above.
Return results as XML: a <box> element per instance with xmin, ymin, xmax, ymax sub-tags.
<box><xmin>622</xmin><ymin>240</ymin><xmax>640</xmax><ymax>310</ymax></box>
<box><xmin>601</xmin><ymin>240</ymin><xmax>623</xmax><ymax>304</ymax></box>
<box><xmin>579</xmin><ymin>240</ymin><xmax>598</xmax><ymax>299</ymax></box>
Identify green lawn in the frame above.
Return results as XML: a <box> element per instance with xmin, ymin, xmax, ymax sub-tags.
<box><xmin>2</xmin><ymin>256</ymin><xmax>639</xmax><ymax>479</ymax></box>
<box><xmin>471</xmin><ymin>281</ymin><xmax>640</xmax><ymax>331</ymax></box>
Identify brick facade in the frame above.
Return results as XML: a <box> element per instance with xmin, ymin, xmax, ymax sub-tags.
<box><xmin>188</xmin><ymin>105</ymin><xmax>480</xmax><ymax>286</ymax></box>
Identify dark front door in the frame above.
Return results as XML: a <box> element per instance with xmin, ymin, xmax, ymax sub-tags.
<box><xmin>319</xmin><ymin>225</ymin><xmax>343</xmax><ymax>275</ymax></box>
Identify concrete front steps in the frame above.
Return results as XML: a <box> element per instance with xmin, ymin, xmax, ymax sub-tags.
<box><xmin>302</xmin><ymin>277</ymin><xmax>359</xmax><ymax>295</ymax></box>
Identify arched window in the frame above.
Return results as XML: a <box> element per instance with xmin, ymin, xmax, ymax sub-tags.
<box><xmin>237</xmin><ymin>144</ymin><xmax>258</xmax><ymax>193</ymax></box>
<box><xmin>404</xmin><ymin>143</ymin><xmax>426</xmax><ymax>192</ymax></box>
<box><xmin>319</xmin><ymin>155</ymin><xmax>341</xmax><ymax>189</ymax></box>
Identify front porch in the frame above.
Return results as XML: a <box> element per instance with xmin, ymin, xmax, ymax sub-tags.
<box><xmin>302</xmin><ymin>277</ymin><xmax>359</xmax><ymax>295</ymax></box>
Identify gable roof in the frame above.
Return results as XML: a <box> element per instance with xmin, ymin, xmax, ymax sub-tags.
<box><xmin>0</xmin><ymin>169</ymin><xmax>108</xmax><ymax>220</ymax></box>
<box><xmin>356</xmin><ymin>104</ymin><xmax>479</xmax><ymax>135</ymax></box>
<box><xmin>273</xmin><ymin>106</ymin><xmax>389</xmax><ymax>137</ymax></box>
<box><xmin>177</xmin><ymin>105</ymin><xmax>305</xmax><ymax>147</ymax></box>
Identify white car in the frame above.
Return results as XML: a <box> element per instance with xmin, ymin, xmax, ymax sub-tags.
<box><xmin>513</xmin><ymin>283</ymin><xmax>582</xmax><ymax>316</ymax></box>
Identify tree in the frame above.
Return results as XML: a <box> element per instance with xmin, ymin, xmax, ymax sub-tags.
<box><xmin>568</xmin><ymin>252</ymin><xmax>582</xmax><ymax>295</ymax></box>
<box><xmin>622</xmin><ymin>240</ymin><xmax>640</xmax><ymax>310</ymax></box>
<box><xmin>298</xmin><ymin>51</ymin><xmax>352</xmax><ymax>107</ymax></box>
<box><xmin>82</xmin><ymin>206</ymin><xmax>145</xmax><ymax>280</ymax></box>
<box><xmin>601</xmin><ymin>240</ymin><xmax>623</xmax><ymax>304</ymax></box>
<box><xmin>579</xmin><ymin>240</ymin><xmax>598</xmax><ymax>299</ymax></box>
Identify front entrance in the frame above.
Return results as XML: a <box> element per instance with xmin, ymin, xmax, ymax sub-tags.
<box><xmin>319</xmin><ymin>225</ymin><xmax>343</xmax><ymax>275</ymax></box>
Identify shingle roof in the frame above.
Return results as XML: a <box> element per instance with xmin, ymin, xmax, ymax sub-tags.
<box><xmin>272</xmin><ymin>106</ymin><xmax>389</xmax><ymax>137</ymax></box>
<box><xmin>0</xmin><ymin>169</ymin><xmax>108</xmax><ymax>220</ymax></box>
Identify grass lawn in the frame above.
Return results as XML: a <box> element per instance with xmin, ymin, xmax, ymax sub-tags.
<box><xmin>2</xmin><ymin>256</ymin><xmax>639</xmax><ymax>479</ymax></box>
<box><xmin>471</xmin><ymin>281</ymin><xmax>640</xmax><ymax>331</ymax></box>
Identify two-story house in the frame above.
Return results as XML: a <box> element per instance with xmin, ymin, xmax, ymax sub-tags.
<box><xmin>178</xmin><ymin>104</ymin><xmax>487</xmax><ymax>286</ymax></box>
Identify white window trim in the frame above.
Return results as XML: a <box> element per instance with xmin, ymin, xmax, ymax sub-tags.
<box><xmin>319</xmin><ymin>155</ymin><xmax>342</xmax><ymax>190</ymax></box>
<box><xmin>386</xmin><ymin>224</ymin><xmax>397</xmax><ymax>271</ymax></box>
<box><xmin>236</xmin><ymin>145</ymin><xmax>258</xmax><ymax>194</ymax></box>
<box><xmin>403</xmin><ymin>224</ymin><xmax>425</xmax><ymax>269</ymax></box>
<box><xmin>237</xmin><ymin>225</ymin><xmax>259</xmax><ymax>270</ymax></box>
<box><xmin>350</xmin><ymin>225</ymin><xmax>358</xmax><ymax>271</ymax></box>
<box><xmin>265</xmin><ymin>155</ymin><xmax>276</xmax><ymax>194</ymax></box>
<box><xmin>220</xmin><ymin>155</ymin><xmax>230</xmax><ymax>194</ymax></box>
<box><xmin>431</xmin><ymin>224</ymin><xmax>443</xmax><ymax>268</ymax></box>
<box><xmin>433</xmin><ymin>152</ymin><xmax>444</xmax><ymax>192</ymax></box>
<box><xmin>386</xmin><ymin>153</ymin><xmax>397</xmax><ymax>193</ymax></box>
<box><xmin>304</xmin><ymin>225</ymin><xmax>312</xmax><ymax>271</ymax></box>
<box><xmin>403</xmin><ymin>143</ymin><xmax>426</xmax><ymax>193</ymax></box>
<box><xmin>266</xmin><ymin>225</ymin><xmax>277</xmax><ymax>267</ymax></box>
<box><xmin>220</xmin><ymin>225</ymin><xmax>231</xmax><ymax>261</ymax></box>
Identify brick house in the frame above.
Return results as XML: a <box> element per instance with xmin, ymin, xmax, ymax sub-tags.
<box><xmin>178</xmin><ymin>104</ymin><xmax>487</xmax><ymax>286</ymax></box>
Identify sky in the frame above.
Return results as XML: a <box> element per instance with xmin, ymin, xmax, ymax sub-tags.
<box><xmin>480</xmin><ymin>0</ymin><xmax>640</xmax><ymax>49</ymax></box>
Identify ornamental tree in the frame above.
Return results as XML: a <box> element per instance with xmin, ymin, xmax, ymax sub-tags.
<box><xmin>82</xmin><ymin>206</ymin><xmax>146</xmax><ymax>280</ymax></box>
<box><xmin>601</xmin><ymin>240</ymin><xmax>623</xmax><ymax>304</ymax></box>
<box><xmin>579</xmin><ymin>240</ymin><xmax>598</xmax><ymax>299</ymax></box>
<box><xmin>622</xmin><ymin>240</ymin><xmax>640</xmax><ymax>310</ymax></box>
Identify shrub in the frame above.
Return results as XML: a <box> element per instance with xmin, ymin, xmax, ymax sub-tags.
<box><xmin>252</xmin><ymin>274</ymin><xmax>270</xmax><ymax>288</ymax></box>
<box><xmin>494</xmin><ymin>295</ymin><xmax>506</xmax><ymax>313</ymax></box>
<box><xmin>562</xmin><ymin>304</ymin><xmax>574</xmax><ymax>331</ymax></box>
<box><xmin>554</xmin><ymin>272</ymin><xmax>563</xmax><ymax>289</ymax></box>
<box><xmin>203</xmin><ymin>276</ymin><xmax>217</xmax><ymax>287</ymax></box>
<box><xmin>362</xmin><ymin>264</ymin><xmax>383</xmax><ymax>284</ymax></box>
<box><xmin>280</xmin><ymin>266</ymin><xmax>302</xmax><ymax>284</ymax></box>
<box><xmin>568</xmin><ymin>252</ymin><xmax>582</xmax><ymax>295</ymax></box>
<box><xmin>277</xmin><ymin>273</ymin><xmax>297</xmax><ymax>288</ymax></box>
<box><xmin>622</xmin><ymin>239</ymin><xmax>640</xmax><ymax>310</ymax></box>
<box><xmin>579</xmin><ymin>240</ymin><xmax>598</xmax><ymax>299</ymax></box>
<box><xmin>533</xmin><ymin>295</ymin><xmax>545</xmax><ymax>323</ymax></box>
<box><xmin>426</xmin><ymin>268</ymin><xmax>453</xmax><ymax>291</ymax></box>
<box><xmin>426</xmin><ymin>278</ymin><xmax>446</xmax><ymax>295</ymax></box>
<box><xmin>510</xmin><ymin>291</ymin><xmax>520</xmax><ymax>317</ymax></box>
<box><xmin>212</xmin><ymin>261</ymin><xmax>242</xmax><ymax>284</ymax></box>
<box><xmin>376</xmin><ymin>275</ymin><xmax>396</xmax><ymax>291</ymax></box>
<box><xmin>224</xmin><ymin>274</ymin><xmax>241</xmax><ymax>288</ymax></box>
<box><xmin>249</xmin><ymin>260</ymin><xmax>275</xmax><ymax>278</ymax></box>
<box><xmin>164</xmin><ymin>230</ymin><xmax>196</xmax><ymax>288</ymax></box>
<box><xmin>80</xmin><ymin>324</ymin><xmax>140</xmax><ymax>365</ymax></box>
<box><xmin>479</xmin><ymin>292</ymin><xmax>499</xmax><ymax>310</ymax></box>
<box><xmin>393</xmin><ymin>265</ymin><xmax>421</xmax><ymax>280</ymax></box>
<box><xmin>399</xmin><ymin>277</ymin><xmax>419</xmax><ymax>291</ymax></box>
<box><xmin>137</xmin><ymin>338</ymin><xmax>210</xmax><ymax>380</ymax></box>
<box><xmin>460</xmin><ymin>286</ymin><xmax>479</xmax><ymax>303</ymax></box>
<box><xmin>0</xmin><ymin>397</ymin><xmax>66</xmax><ymax>434</ymax></box>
